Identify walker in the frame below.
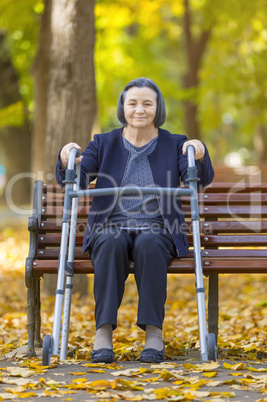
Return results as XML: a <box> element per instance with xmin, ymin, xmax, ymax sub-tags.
<box><xmin>42</xmin><ymin>145</ymin><xmax>217</xmax><ymax>365</ymax></box>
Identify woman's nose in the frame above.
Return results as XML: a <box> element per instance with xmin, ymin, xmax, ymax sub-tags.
<box><xmin>136</xmin><ymin>104</ymin><xmax>144</xmax><ymax>113</ymax></box>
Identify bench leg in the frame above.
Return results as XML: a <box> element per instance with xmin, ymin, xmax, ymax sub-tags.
<box><xmin>26</xmin><ymin>284</ymin><xmax>36</xmax><ymax>357</ymax></box>
<box><xmin>208</xmin><ymin>274</ymin><xmax>219</xmax><ymax>342</ymax></box>
<box><xmin>34</xmin><ymin>276</ymin><xmax>42</xmax><ymax>348</ymax></box>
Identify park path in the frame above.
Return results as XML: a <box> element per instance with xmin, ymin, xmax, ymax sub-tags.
<box><xmin>1</xmin><ymin>346</ymin><xmax>267</xmax><ymax>401</ymax></box>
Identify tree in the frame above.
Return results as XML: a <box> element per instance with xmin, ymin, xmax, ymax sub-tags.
<box><xmin>44</xmin><ymin>0</ymin><xmax>96</xmax><ymax>177</ymax></box>
<box><xmin>182</xmin><ymin>0</ymin><xmax>211</xmax><ymax>139</ymax></box>
<box><xmin>34</xmin><ymin>0</ymin><xmax>96</xmax><ymax>296</ymax></box>
<box><xmin>31</xmin><ymin>0</ymin><xmax>52</xmax><ymax>176</ymax></box>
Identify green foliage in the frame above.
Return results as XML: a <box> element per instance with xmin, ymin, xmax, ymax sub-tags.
<box><xmin>0</xmin><ymin>0</ymin><xmax>266</xmax><ymax>161</ymax></box>
<box><xmin>0</xmin><ymin>101</ymin><xmax>24</xmax><ymax>129</ymax></box>
<box><xmin>0</xmin><ymin>0</ymin><xmax>43</xmax><ymax>121</ymax></box>
<box><xmin>95</xmin><ymin>0</ymin><xmax>267</xmax><ymax>162</ymax></box>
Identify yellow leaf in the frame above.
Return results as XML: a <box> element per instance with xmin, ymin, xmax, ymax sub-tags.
<box><xmin>223</xmin><ymin>362</ymin><xmax>246</xmax><ymax>370</ymax></box>
<box><xmin>83</xmin><ymin>363</ymin><xmax>106</xmax><ymax>367</ymax></box>
<box><xmin>247</xmin><ymin>367</ymin><xmax>267</xmax><ymax>372</ymax></box>
<box><xmin>39</xmin><ymin>378</ymin><xmax>46</xmax><ymax>383</ymax></box>
<box><xmin>228</xmin><ymin>372</ymin><xmax>244</xmax><ymax>376</ymax></box>
<box><xmin>87</xmin><ymin>369</ymin><xmax>106</xmax><ymax>374</ymax></box>
<box><xmin>72</xmin><ymin>378</ymin><xmax>88</xmax><ymax>383</ymax></box>
<box><xmin>109</xmin><ymin>379</ymin><xmax>144</xmax><ymax>391</ymax></box>
<box><xmin>183</xmin><ymin>379</ymin><xmax>208</xmax><ymax>388</ymax></box>
<box><xmin>183</xmin><ymin>363</ymin><xmax>196</xmax><ymax>370</ymax></box>
<box><xmin>65</xmin><ymin>384</ymin><xmax>88</xmax><ymax>390</ymax></box>
<box><xmin>141</xmin><ymin>377</ymin><xmax>159</xmax><ymax>383</ymax></box>
<box><xmin>159</xmin><ymin>370</ymin><xmax>176</xmax><ymax>381</ymax></box>
<box><xmin>248</xmin><ymin>352</ymin><xmax>258</xmax><ymax>360</ymax></box>
<box><xmin>88</xmin><ymin>380</ymin><xmax>110</xmax><ymax>387</ymax></box>
<box><xmin>70</xmin><ymin>372</ymin><xmax>87</xmax><ymax>375</ymax></box>
<box><xmin>202</xmin><ymin>372</ymin><xmax>218</xmax><ymax>378</ymax></box>
<box><xmin>14</xmin><ymin>392</ymin><xmax>37</xmax><ymax>398</ymax></box>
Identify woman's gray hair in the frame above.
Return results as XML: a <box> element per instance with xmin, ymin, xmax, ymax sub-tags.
<box><xmin>117</xmin><ymin>77</ymin><xmax>166</xmax><ymax>128</ymax></box>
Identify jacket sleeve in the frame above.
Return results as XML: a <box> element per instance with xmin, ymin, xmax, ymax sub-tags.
<box><xmin>177</xmin><ymin>137</ymin><xmax>214</xmax><ymax>188</ymax></box>
<box><xmin>55</xmin><ymin>135</ymin><xmax>100</xmax><ymax>189</ymax></box>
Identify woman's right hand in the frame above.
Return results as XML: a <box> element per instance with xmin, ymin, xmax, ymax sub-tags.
<box><xmin>60</xmin><ymin>142</ymin><xmax>83</xmax><ymax>169</ymax></box>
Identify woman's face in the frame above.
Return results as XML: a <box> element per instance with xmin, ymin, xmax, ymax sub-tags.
<box><xmin>123</xmin><ymin>86</ymin><xmax>157</xmax><ymax>130</ymax></box>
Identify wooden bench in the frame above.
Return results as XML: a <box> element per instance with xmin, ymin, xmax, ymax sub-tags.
<box><xmin>25</xmin><ymin>180</ymin><xmax>267</xmax><ymax>357</ymax></box>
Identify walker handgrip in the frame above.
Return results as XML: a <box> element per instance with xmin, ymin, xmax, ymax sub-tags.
<box><xmin>187</xmin><ymin>145</ymin><xmax>196</xmax><ymax>168</ymax></box>
<box><xmin>186</xmin><ymin>145</ymin><xmax>200</xmax><ymax>184</ymax></box>
<box><xmin>67</xmin><ymin>147</ymin><xmax>81</xmax><ymax>170</ymax></box>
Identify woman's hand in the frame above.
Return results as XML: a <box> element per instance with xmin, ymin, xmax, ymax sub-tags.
<box><xmin>182</xmin><ymin>140</ymin><xmax>205</xmax><ymax>162</ymax></box>
<box><xmin>60</xmin><ymin>142</ymin><xmax>83</xmax><ymax>169</ymax></box>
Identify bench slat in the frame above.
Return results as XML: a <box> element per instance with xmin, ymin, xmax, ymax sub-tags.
<box><xmin>32</xmin><ymin>258</ymin><xmax>267</xmax><ymax>274</ymax></box>
<box><xmin>42</xmin><ymin>192</ymin><xmax>267</xmax><ymax>206</ymax></box>
<box><xmin>41</xmin><ymin>205</ymin><xmax>267</xmax><ymax>218</ymax></box>
<box><xmin>36</xmin><ymin>248</ymin><xmax>267</xmax><ymax>260</ymax></box>
<box><xmin>37</xmin><ymin>233</ymin><xmax>267</xmax><ymax>247</ymax></box>
<box><xmin>39</xmin><ymin>220</ymin><xmax>267</xmax><ymax>234</ymax></box>
<box><xmin>43</xmin><ymin>182</ymin><xmax>267</xmax><ymax>193</ymax></box>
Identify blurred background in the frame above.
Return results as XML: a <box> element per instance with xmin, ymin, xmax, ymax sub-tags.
<box><xmin>0</xmin><ymin>0</ymin><xmax>267</xmax><ymax>208</ymax></box>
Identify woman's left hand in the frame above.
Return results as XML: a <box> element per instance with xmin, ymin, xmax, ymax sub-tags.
<box><xmin>182</xmin><ymin>140</ymin><xmax>205</xmax><ymax>162</ymax></box>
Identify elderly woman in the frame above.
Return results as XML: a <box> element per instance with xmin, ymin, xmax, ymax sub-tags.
<box><xmin>56</xmin><ymin>77</ymin><xmax>214</xmax><ymax>364</ymax></box>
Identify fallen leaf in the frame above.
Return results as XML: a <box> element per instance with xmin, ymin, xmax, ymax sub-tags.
<box><xmin>202</xmin><ymin>372</ymin><xmax>218</xmax><ymax>378</ymax></box>
<box><xmin>69</xmin><ymin>372</ymin><xmax>87</xmax><ymax>375</ymax></box>
<box><xmin>5</xmin><ymin>367</ymin><xmax>35</xmax><ymax>378</ymax></box>
<box><xmin>223</xmin><ymin>362</ymin><xmax>247</xmax><ymax>371</ymax></box>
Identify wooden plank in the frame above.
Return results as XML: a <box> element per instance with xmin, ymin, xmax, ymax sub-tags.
<box><xmin>42</xmin><ymin>192</ymin><xmax>267</xmax><ymax>207</ymax></box>
<box><xmin>32</xmin><ymin>257</ymin><xmax>267</xmax><ymax>274</ymax></box>
<box><xmin>39</xmin><ymin>220</ymin><xmax>267</xmax><ymax>234</ymax></box>
<box><xmin>36</xmin><ymin>248</ymin><xmax>267</xmax><ymax>260</ymax></box>
<box><xmin>38</xmin><ymin>233</ymin><xmax>267</xmax><ymax>247</ymax></box>
<box><xmin>41</xmin><ymin>204</ymin><xmax>267</xmax><ymax>218</ymax></box>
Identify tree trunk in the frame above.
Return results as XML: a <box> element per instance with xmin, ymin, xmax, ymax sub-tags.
<box><xmin>182</xmin><ymin>0</ymin><xmax>211</xmax><ymax>140</ymax></box>
<box><xmin>0</xmin><ymin>34</ymin><xmax>31</xmax><ymax>206</ymax></box>
<box><xmin>254</xmin><ymin>124</ymin><xmax>267</xmax><ymax>163</ymax></box>
<box><xmin>31</xmin><ymin>0</ymin><xmax>52</xmax><ymax>179</ymax></box>
<box><xmin>41</xmin><ymin>0</ymin><xmax>96</xmax><ymax>296</ymax></box>
<box><xmin>45</xmin><ymin>0</ymin><xmax>96</xmax><ymax>178</ymax></box>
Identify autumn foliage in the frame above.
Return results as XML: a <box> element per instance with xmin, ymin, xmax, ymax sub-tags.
<box><xmin>0</xmin><ymin>226</ymin><xmax>267</xmax><ymax>401</ymax></box>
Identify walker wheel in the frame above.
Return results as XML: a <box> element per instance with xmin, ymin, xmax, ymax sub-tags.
<box><xmin>42</xmin><ymin>335</ymin><xmax>52</xmax><ymax>366</ymax></box>
<box><xmin>208</xmin><ymin>333</ymin><xmax>217</xmax><ymax>361</ymax></box>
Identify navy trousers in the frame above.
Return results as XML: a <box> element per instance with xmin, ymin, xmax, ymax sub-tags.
<box><xmin>89</xmin><ymin>225</ymin><xmax>176</xmax><ymax>331</ymax></box>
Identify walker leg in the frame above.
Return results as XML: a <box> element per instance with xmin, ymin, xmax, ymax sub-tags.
<box><xmin>208</xmin><ymin>274</ymin><xmax>218</xmax><ymax>342</ymax></box>
<box><xmin>51</xmin><ymin>222</ymin><xmax>70</xmax><ymax>356</ymax></box>
<box><xmin>192</xmin><ymin>220</ymin><xmax>208</xmax><ymax>361</ymax></box>
<box><xmin>60</xmin><ymin>165</ymin><xmax>80</xmax><ymax>360</ymax></box>
<box><xmin>60</xmin><ymin>275</ymin><xmax>73</xmax><ymax>360</ymax></box>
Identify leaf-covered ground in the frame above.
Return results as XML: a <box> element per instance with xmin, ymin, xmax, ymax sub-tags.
<box><xmin>0</xmin><ymin>226</ymin><xmax>267</xmax><ymax>401</ymax></box>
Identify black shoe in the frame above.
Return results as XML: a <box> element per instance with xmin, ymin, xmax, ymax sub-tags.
<box><xmin>91</xmin><ymin>348</ymin><xmax>114</xmax><ymax>363</ymax></box>
<box><xmin>140</xmin><ymin>347</ymin><xmax>165</xmax><ymax>363</ymax></box>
